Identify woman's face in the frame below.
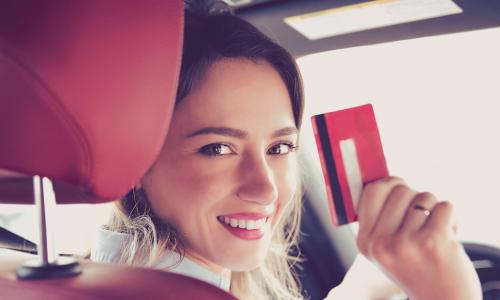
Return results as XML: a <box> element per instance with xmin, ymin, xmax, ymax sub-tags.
<box><xmin>142</xmin><ymin>58</ymin><xmax>299</xmax><ymax>272</ymax></box>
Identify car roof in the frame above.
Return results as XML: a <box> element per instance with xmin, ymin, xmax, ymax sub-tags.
<box><xmin>236</xmin><ymin>0</ymin><xmax>500</xmax><ymax>57</ymax></box>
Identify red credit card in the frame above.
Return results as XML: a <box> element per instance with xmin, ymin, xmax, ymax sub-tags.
<box><xmin>311</xmin><ymin>104</ymin><xmax>389</xmax><ymax>226</ymax></box>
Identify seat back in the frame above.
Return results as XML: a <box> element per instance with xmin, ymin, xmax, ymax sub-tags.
<box><xmin>0</xmin><ymin>256</ymin><xmax>235</xmax><ymax>300</ymax></box>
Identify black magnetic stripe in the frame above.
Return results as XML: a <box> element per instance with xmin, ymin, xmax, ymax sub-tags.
<box><xmin>315</xmin><ymin>115</ymin><xmax>347</xmax><ymax>225</ymax></box>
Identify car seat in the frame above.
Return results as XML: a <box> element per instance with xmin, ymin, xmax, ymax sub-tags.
<box><xmin>0</xmin><ymin>1</ymin><xmax>234</xmax><ymax>299</ymax></box>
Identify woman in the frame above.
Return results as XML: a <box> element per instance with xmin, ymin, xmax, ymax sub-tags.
<box><xmin>91</xmin><ymin>2</ymin><xmax>481</xmax><ymax>299</ymax></box>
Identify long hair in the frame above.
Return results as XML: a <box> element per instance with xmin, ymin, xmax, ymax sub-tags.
<box><xmin>107</xmin><ymin>2</ymin><xmax>305</xmax><ymax>299</ymax></box>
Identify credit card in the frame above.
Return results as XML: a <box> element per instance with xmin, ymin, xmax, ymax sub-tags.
<box><xmin>311</xmin><ymin>104</ymin><xmax>389</xmax><ymax>226</ymax></box>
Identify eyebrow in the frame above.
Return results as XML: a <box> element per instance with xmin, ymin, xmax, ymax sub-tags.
<box><xmin>271</xmin><ymin>126</ymin><xmax>298</xmax><ymax>138</ymax></box>
<box><xmin>185</xmin><ymin>126</ymin><xmax>298</xmax><ymax>139</ymax></box>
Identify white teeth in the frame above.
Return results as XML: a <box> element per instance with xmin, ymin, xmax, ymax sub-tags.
<box><xmin>219</xmin><ymin>216</ymin><xmax>269</xmax><ymax>230</ymax></box>
<box><xmin>238</xmin><ymin>219</ymin><xmax>245</xmax><ymax>228</ymax></box>
<box><xmin>246</xmin><ymin>220</ymin><xmax>256</xmax><ymax>230</ymax></box>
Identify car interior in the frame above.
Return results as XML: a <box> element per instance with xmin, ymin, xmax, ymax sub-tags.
<box><xmin>1</xmin><ymin>0</ymin><xmax>500</xmax><ymax>299</ymax></box>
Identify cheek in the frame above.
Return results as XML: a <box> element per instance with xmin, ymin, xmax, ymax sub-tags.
<box><xmin>145</xmin><ymin>157</ymin><xmax>234</xmax><ymax>221</ymax></box>
<box><xmin>274</xmin><ymin>158</ymin><xmax>300</xmax><ymax>215</ymax></box>
<box><xmin>176</xmin><ymin>159</ymin><xmax>235</xmax><ymax>198</ymax></box>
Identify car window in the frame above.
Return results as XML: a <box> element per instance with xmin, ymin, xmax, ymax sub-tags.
<box><xmin>298</xmin><ymin>26</ymin><xmax>500</xmax><ymax>248</ymax></box>
<box><xmin>0</xmin><ymin>202</ymin><xmax>113</xmax><ymax>255</ymax></box>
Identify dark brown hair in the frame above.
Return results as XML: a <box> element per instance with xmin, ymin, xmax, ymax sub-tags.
<box><xmin>177</xmin><ymin>2</ymin><xmax>304</xmax><ymax>127</ymax></box>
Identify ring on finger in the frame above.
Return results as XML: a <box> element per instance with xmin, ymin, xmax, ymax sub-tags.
<box><xmin>400</xmin><ymin>193</ymin><xmax>438</xmax><ymax>234</ymax></box>
<box><xmin>413</xmin><ymin>204</ymin><xmax>432</xmax><ymax>216</ymax></box>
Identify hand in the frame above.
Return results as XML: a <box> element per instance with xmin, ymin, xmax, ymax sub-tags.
<box><xmin>356</xmin><ymin>177</ymin><xmax>481</xmax><ymax>300</ymax></box>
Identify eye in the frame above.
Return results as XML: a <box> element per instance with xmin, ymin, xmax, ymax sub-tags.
<box><xmin>267</xmin><ymin>143</ymin><xmax>297</xmax><ymax>155</ymax></box>
<box><xmin>198</xmin><ymin>143</ymin><xmax>234</xmax><ymax>156</ymax></box>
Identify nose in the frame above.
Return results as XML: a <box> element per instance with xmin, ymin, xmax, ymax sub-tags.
<box><xmin>236</xmin><ymin>153</ymin><xmax>278</xmax><ymax>205</ymax></box>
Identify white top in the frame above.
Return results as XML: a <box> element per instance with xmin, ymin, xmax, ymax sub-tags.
<box><xmin>90</xmin><ymin>227</ymin><xmax>231</xmax><ymax>292</ymax></box>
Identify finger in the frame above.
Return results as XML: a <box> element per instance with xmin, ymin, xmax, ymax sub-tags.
<box><xmin>399</xmin><ymin>192</ymin><xmax>439</xmax><ymax>234</ymax></box>
<box><xmin>357</xmin><ymin>177</ymin><xmax>406</xmax><ymax>239</ymax></box>
<box><xmin>421</xmin><ymin>201</ymin><xmax>455</xmax><ymax>236</ymax></box>
<box><xmin>371</xmin><ymin>185</ymin><xmax>417</xmax><ymax>236</ymax></box>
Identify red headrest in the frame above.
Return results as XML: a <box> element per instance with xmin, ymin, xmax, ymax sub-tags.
<box><xmin>0</xmin><ymin>0</ymin><xmax>183</xmax><ymax>204</ymax></box>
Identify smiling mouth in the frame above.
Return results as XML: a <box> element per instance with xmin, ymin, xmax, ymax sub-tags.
<box><xmin>216</xmin><ymin>216</ymin><xmax>269</xmax><ymax>230</ymax></box>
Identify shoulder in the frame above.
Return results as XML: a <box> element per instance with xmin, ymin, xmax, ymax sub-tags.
<box><xmin>90</xmin><ymin>226</ymin><xmax>130</xmax><ymax>264</ymax></box>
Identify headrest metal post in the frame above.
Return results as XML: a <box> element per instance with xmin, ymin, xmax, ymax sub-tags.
<box><xmin>34</xmin><ymin>176</ymin><xmax>56</xmax><ymax>264</ymax></box>
<box><xmin>15</xmin><ymin>176</ymin><xmax>81</xmax><ymax>280</ymax></box>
